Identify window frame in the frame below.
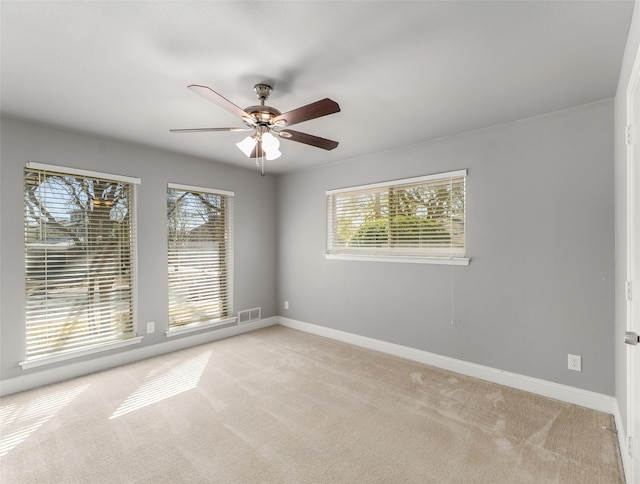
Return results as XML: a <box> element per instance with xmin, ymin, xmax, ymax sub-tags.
<box><xmin>20</xmin><ymin>162</ymin><xmax>142</xmax><ymax>369</ymax></box>
<box><xmin>166</xmin><ymin>182</ymin><xmax>236</xmax><ymax>337</ymax></box>
<box><xmin>325</xmin><ymin>170</ymin><xmax>469</xmax><ymax>265</ymax></box>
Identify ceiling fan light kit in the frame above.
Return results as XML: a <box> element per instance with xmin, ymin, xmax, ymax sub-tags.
<box><xmin>235</xmin><ymin>135</ymin><xmax>257</xmax><ymax>157</ymax></box>
<box><xmin>171</xmin><ymin>82</ymin><xmax>340</xmax><ymax>175</ymax></box>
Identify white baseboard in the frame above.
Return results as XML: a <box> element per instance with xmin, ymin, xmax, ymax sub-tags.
<box><xmin>277</xmin><ymin>317</ymin><xmax>618</xmax><ymax>415</ymax></box>
<box><xmin>0</xmin><ymin>317</ymin><xmax>278</xmax><ymax>397</ymax></box>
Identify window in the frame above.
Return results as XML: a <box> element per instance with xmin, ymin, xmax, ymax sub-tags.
<box><xmin>326</xmin><ymin>170</ymin><xmax>468</xmax><ymax>264</ymax></box>
<box><xmin>167</xmin><ymin>183</ymin><xmax>234</xmax><ymax>334</ymax></box>
<box><xmin>23</xmin><ymin>163</ymin><xmax>140</xmax><ymax>366</ymax></box>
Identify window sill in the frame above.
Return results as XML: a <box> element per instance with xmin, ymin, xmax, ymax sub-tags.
<box><xmin>19</xmin><ymin>336</ymin><xmax>144</xmax><ymax>370</ymax></box>
<box><xmin>165</xmin><ymin>317</ymin><xmax>238</xmax><ymax>338</ymax></box>
<box><xmin>324</xmin><ymin>253</ymin><xmax>470</xmax><ymax>266</ymax></box>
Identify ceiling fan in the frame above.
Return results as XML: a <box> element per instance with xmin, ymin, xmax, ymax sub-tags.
<box><xmin>171</xmin><ymin>83</ymin><xmax>340</xmax><ymax>174</ymax></box>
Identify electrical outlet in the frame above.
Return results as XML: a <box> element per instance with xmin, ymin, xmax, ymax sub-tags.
<box><xmin>147</xmin><ymin>321</ymin><xmax>155</xmax><ymax>334</ymax></box>
<box><xmin>284</xmin><ymin>301</ymin><xmax>289</xmax><ymax>310</ymax></box>
<box><xmin>568</xmin><ymin>354</ymin><xmax>581</xmax><ymax>371</ymax></box>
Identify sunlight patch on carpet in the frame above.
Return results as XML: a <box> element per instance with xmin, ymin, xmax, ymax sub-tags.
<box><xmin>110</xmin><ymin>350</ymin><xmax>211</xmax><ymax>419</ymax></box>
<box><xmin>0</xmin><ymin>384</ymin><xmax>89</xmax><ymax>456</ymax></box>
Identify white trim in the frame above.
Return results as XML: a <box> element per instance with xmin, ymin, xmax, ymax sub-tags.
<box><xmin>613</xmin><ymin>398</ymin><xmax>631</xmax><ymax>479</ymax></box>
<box><xmin>165</xmin><ymin>317</ymin><xmax>238</xmax><ymax>337</ymax></box>
<box><xmin>624</xmin><ymin>33</ymin><xmax>640</xmax><ymax>484</ymax></box>
<box><xmin>168</xmin><ymin>182</ymin><xmax>235</xmax><ymax>197</ymax></box>
<box><xmin>2</xmin><ymin>317</ymin><xmax>278</xmax><ymax>397</ymax></box>
<box><xmin>131</xmin><ymin>184</ymin><xmax>140</xmax><ymax>338</ymax></box>
<box><xmin>19</xmin><ymin>337</ymin><xmax>144</xmax><ymax>370</ymax></box>
<box><xmin>227</xmin><ymin>199</ymin><xmax>235</xmax><ymax>318</ymax></box>
<box><xmin>277</xmin><ymin>317</ymin><xmax>617</xmax><ymax>415</ymax></box>
<box><xmin>26</xmin><ymin>162</ymin><xmax>141</xmax><ymax>185</ymax></box>
<box><xmin>326</xmin><ymin>169</ymin><xmax>467</xmax><ymax>195</ymax></box>
<box><xmin>324</xmin><ymin>253</ymin><xmax>470</xmax><ymax>266</ymax></box>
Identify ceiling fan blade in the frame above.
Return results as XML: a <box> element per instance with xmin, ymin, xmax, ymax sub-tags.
<box><xmin>170</xmin><ymin>127</ymin><xmax>252</xmax><ymax>133</ymax></box>
<box><xmin>278</xmin><ymin>129</ymin><xmax>339</xmax><ymax>150</ymax></box>
<box><xmin>249</xmin><ymin>140</ymin><xmax>264</xmax><ymax>158</ymax></box>
<box><xmin>187</xmin><ymin>85</ymin><xmax>255</xmax><ymax>123</ymax></box>
<box><xmin>272</xmin><ymin>98</ymin><xmax>340</xmax><ymax>128</ymax></box>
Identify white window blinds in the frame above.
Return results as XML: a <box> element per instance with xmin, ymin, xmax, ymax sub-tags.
<box><xmin>327</xmin><ymin>170</ymin><xmax>466</xmax><ymax>260</ymax></box>
<box><xmin>167</xmin><ymin>184</ymin><xmax>234</xmax><ymax>329</ymax></box>
<box><xmin>24</xmin><ymin>164</ymin><xmax>139</xmax><ymax>361</ymax></box>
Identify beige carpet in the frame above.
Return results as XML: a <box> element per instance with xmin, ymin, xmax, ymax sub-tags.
<box><xmin>0</xmin><ymin>325</ymin><xmax>625</xmax><ymax>483</ymax></box>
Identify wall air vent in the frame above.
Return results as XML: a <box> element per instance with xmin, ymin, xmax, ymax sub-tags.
<box><xmin>237</xmin><ymin>307</ymin><xmax>261</xmax><ymax>325</ymax></box>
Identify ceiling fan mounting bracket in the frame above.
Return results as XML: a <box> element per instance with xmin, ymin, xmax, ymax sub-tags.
<box><xmin>253</xmin><ymin>83</ymin><xmax>273</xmax><ymax>102</ymax></box>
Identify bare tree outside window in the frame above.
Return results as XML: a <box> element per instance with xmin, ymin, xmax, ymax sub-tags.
<box><xmin>24</xmin><ymin>167</ymin><xmax>136</xmax><ymax>360</ymax></box>
<box><xmin>167</xmin><ymin>187</ymin><xmax>233</xmax><ymax>329</ymax></box>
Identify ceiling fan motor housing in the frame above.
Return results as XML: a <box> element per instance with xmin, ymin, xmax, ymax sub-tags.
<box><xmin>244</xmin><ymin>105</ymin><xmax>281</xmax><ymax>125</ymax></box>
<box><xmin>244</xmin><ymin>83</ymin><xmax>281</xmax><ymax>126</ymax></box>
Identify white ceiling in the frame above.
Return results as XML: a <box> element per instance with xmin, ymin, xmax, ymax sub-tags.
<box><xmin>0</xmin><ymin>1</ymin><xmax>634</xmax><ymax>174</ymax></box>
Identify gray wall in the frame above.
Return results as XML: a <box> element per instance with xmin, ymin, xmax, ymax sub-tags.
<box><xmin>0</xmin><ymin>117</ymin><xmax>277</xmax><ymax>386</ymax></box>
<box><xmin>614</xmin><ymin>0</ymin><xmax>640</xmax><ymax>436</ymax></box>
<box><xmin>277</xmin><ymin>100</ymin><xmax>615</xmax><ymax>395</ymax></box>
<box><xmin>0</xmin><ymin>100</ymin><xmax>618</xmax><ymax>397</ymax></box>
